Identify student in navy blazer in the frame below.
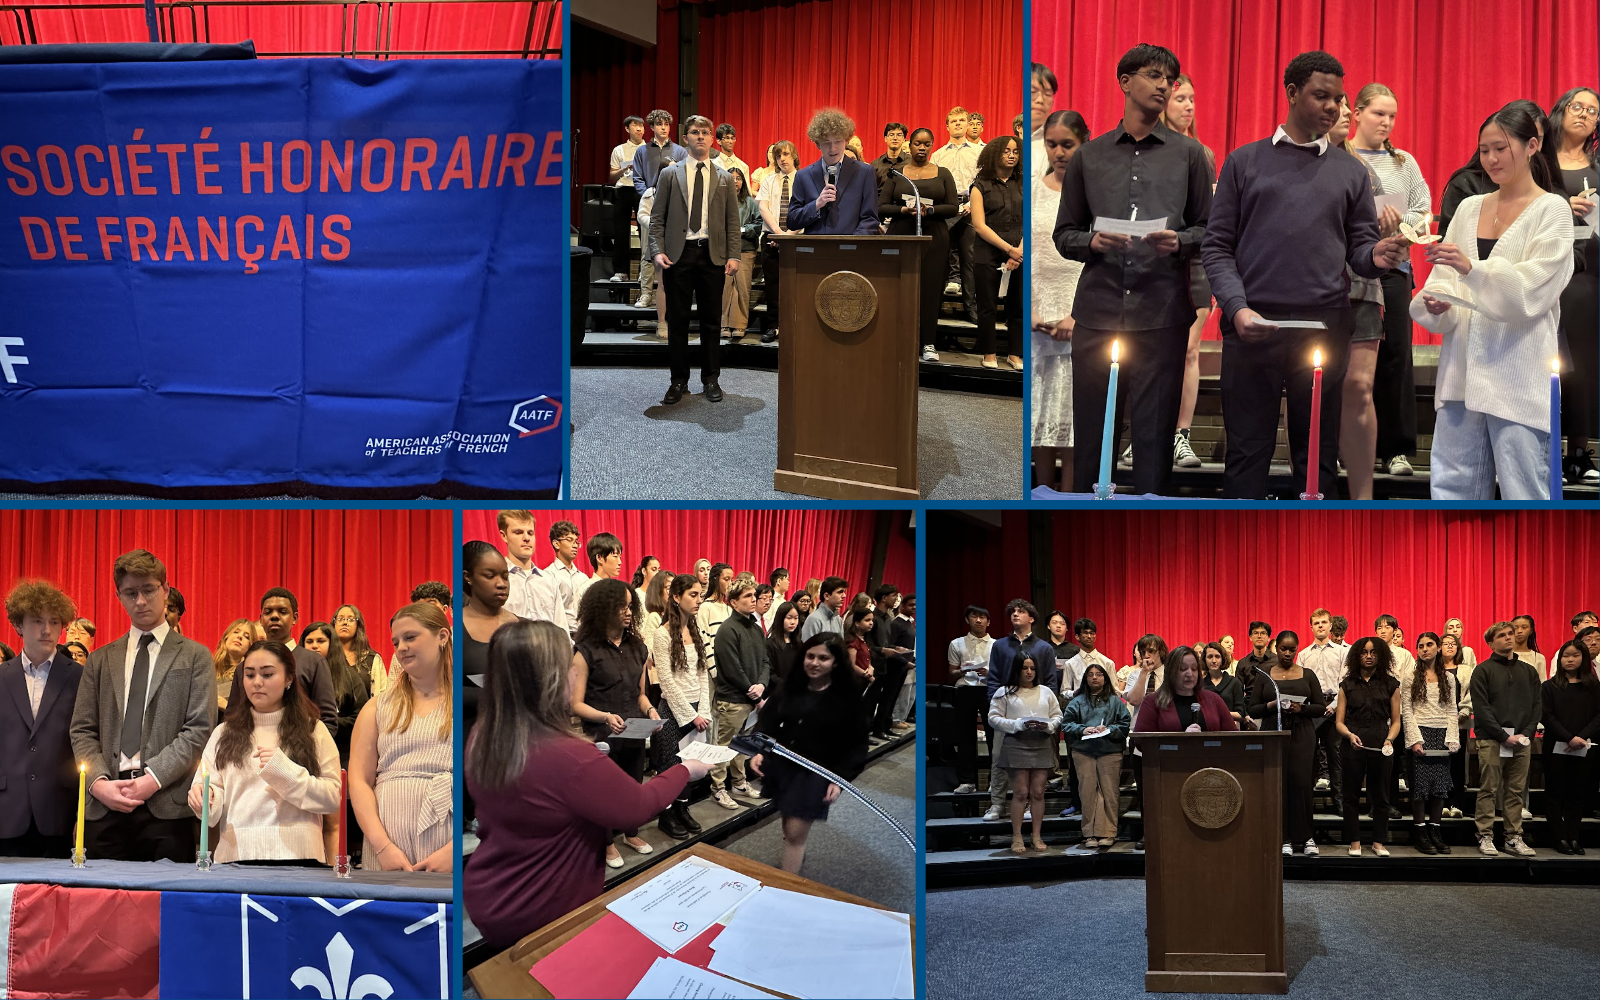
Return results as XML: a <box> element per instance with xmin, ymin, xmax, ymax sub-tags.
<box><xmin>787</xmin><ymin>108</ymin><xmax>881</xmax><ymax>236</ymax></box>
<box><xmin>1</xmin><ymin>580</ymin><xmax>84</xmax><ymax>858</ymax></box>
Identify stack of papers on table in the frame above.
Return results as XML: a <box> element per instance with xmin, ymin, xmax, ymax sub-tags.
<box><xmin>707</xmin><ymin>886</ymin><xmax>914</xmax><ymax>999</ymax></box>
<box><xmin>607</xmin><ymin>860</ymin><xmax>762</xmax><ymax>953</ymax></box>
<box><xmin>626</xmin><ymin>957</ymin><xmax>779</xmax><ymax>999</ymax></box>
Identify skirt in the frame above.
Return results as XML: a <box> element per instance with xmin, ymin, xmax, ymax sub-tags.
<box><xmin>1350</xmin><ymin>299</ymin><xmax>1384</xmax><ymax>343</ymax></box>
<box><xmin>1411</xmin><ymin>726</ymin><xmax>1453</xmax><ymax>799</ymax></box>
<box><xmin>1031</xmin><ymin>353</ymin><xmax>1073</xmax><ymax>447</ymax></box>
<box><xmin>996</xmin><ymin>729</ymin><xmax>1058</xmax><ymax>769</ymax></box>
<box><xmin>760</xmin><ymin>754</ymin><xmax>835</xmax><ymax>822</ymax></box>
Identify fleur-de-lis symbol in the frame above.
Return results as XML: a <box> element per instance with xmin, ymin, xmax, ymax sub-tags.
<box><xmin>291</xmin><ymin>932</ymin><xmax>395</xmax><ymax>999</ymax></box>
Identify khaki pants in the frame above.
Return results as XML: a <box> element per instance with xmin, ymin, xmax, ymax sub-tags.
<box><xmin>711</xmin><ymin>699</ymin><xmax>753</xmax><ymax>789</ymax></box>
<box><xmin>1073</xmin><ymin>750</ymin><xmax>1122</xmax><ymax>840</ymax></box>
<box><xmin>1475</xmin><ymin>738</ymin><xmax>1531</xmax><ymax>838</ymax></box>
<box><xmin>722</xmin><ymin>249</ymin><xmax>757</xmax><ymax>334</ymax></box>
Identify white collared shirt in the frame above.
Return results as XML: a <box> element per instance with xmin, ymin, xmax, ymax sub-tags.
<box><xmin>610</xmin><ymin>138</ymin><xmax>643</xmax><ymax>187</ymax></box>
<box><xmin>714</xmin><ymin>150</ymin><xmax>750</xmax><ymax>183</ymax></box>
<box><xmin>757</xmin><ymin>169</ymin><xmax>797</xmax><ymax>233</ymax></box>
<box><xmin>932</xmin><ymin>139</ymin><xmax>981</xmax><ymax>199</ymax></box>
<box><xmin>684</xmin><ymin>157</ymin><xmax>714</xmax><ymax>240</ymax></box>
<box><xmin>544</xmin><ymin>558</ymin><xmax>586</xmax><ymax>627</ymax></box>
<box><xmin>947</xmin><ymin>632</ymin><xmax>993</xmax><ymax>687</ymax></box>
<box><xmin>1297</xmin><ymin>638</ymin><xmax>1346</xmax><ymax>707</ymax></box>
<box><xmin>1270</xmin><ymin>124</ymin><xmax>1329</xmax><ymax>155</ymax></box>
<box><xmin>120</xmin><ymin>620</ymin><xmax>171</xmax><ymax>772</ymax></box>
<box><xmin>20</xmin><ymin>647</ymin><xmax>53</xmax><ymax>717</ymax></box>
<box><xmin>507</xmin><ymin>561</ymin><xmax>568</xmax><ymax>632</ymax></box>
<box><xmin>1062</xmin><ymin>648</ymin><xmax>1114</xmax><ymax>697</ymax></box>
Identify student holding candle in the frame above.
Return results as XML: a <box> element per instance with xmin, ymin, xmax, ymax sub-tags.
<box><xmin>1202</xmin><ymin>51</ymin><xmax>1408</xmax><ymax>500</ymax></box>
<box><xmin>1053</xmin><ymin>42</ymin><xmax>1214</xmax><ymax>496</ymax></box>
<box><xmin>187</xmin><ymin>641</ymin><xmax>341</xmax><ymax>863</ymax></box>
<box><xmin>1547</xmin><ymin>87</ymin><xmax>1599</xmax><ymax>485</ymax></box>
<box><xmin>1</xmin><ymin>580</ymin><xmax>83</xmax><ymax>858</ymax></box>
<box><xmin>1410</xmin><ymin>102</ymin><xmax>1575</xmax><ymax>500</ymax></box>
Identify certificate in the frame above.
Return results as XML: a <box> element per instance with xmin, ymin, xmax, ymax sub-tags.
<box><xmin>1260</xmin><ymin>320</ymin><xmax>1328</xmax><ymax>330</ymax></box>
<box><xmin>619</xmin><ymin>716</ymin><xmax>666</xmax><ymax>739</ymax></box>
<box><xmin>1093</xmin><ymin>215</ymin><xmax>1168</xmax><ymax>237</ymax></box>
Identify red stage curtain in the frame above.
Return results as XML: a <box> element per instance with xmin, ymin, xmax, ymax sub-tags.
<box><xmin>0</xmin><ymin>509</ymin><xmax>453</xmax><ymax>656</ymax></box>
<box><xmin>930</xmin><ymin>509</ymin><xmax>1600</xmax><ymax>670</ymax></box>
<box><xmin>574</xmin><ymin>0</ymin><xmax>1022</xmax><ymax>210</ymax></box>
<box><xmin>0</xmin><ymin>0</ymin><xmax>563</xmax><ymax>58</ymax></box>
<box><xmin>923</xmin><ymin>511</ymin><xmax>1033</xmax><ymax>649</ymax></box>
<box><xmin>463</xmin><ymin>509</ymin><xmax>916</xmax><ymax>597</ymax></box>
<box><xmin>1032</xmin><ymin>0</ymin><xmax>1598</xmax><ymax>344</ymax></box>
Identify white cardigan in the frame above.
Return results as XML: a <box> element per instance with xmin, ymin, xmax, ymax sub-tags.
<box><xmin>190</xmin><ymin>708</ymin><xmax>343</xmax><ymax>863</ymax></box>
<box><xmin>987</xmin><ymin>686</ymin><xmax>1063</xmax><ymax>733</ymax></box>
<box><xmin>1409</xmin><ymin>192</ymin><xmax>1574</xmax><ymax>431</ymax></box>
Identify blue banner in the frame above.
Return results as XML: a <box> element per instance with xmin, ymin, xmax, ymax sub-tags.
<box><xmin>158</xmin><ymin>891</ymin><xmax>453</xmax><ymax>999</ymax></box>
<box><xmin>0</xmin><ymin>59</ymin><xmax>561</xmax><ymax>491</ymax></box>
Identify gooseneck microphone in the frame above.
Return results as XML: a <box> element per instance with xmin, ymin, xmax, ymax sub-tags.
<box><xmin>729</xmin><ymin>730</ymin><xmax>914</xmax><ymax>850</ymax></box>
<box><xmin>888</xmin><ymin>169</ymin><xmax>923</xmax><ymax>237</ymax></box>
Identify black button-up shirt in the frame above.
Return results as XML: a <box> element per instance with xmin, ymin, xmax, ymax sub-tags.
<box><xmin>871</xmin><ymin>151</ymin><xmax>907</xmax><ymax>186</ymax></box>
<box><xmin>1053</xmin><ymin>120</ymin><xmax>1214</xmax><ymax>330</ymax></box>
<box><xmin>1340</xmin><ymin>670</ymin><xmax>1399</xmax><ymax>747</ymax></box>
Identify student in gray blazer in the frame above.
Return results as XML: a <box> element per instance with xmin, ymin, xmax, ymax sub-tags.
<box><xmin>69</xmin><ymin>549</ymin><xmax>215</xmax><ymax>862</ymax></box>
<box><xmin>648</xmin><ymin>114</ymin><xmax>742</xmax><ymax>405</ymax></box>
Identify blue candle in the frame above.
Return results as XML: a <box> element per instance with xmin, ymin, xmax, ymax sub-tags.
<box><xmin>1097</xmin><ymin>340</ymin><xmax>1120</xmax><ymax>494</ymax></box>
<box><xmin>1551</xmin><ymin>357</ymin><xmax>1562</xmax><ymax>500</ymax></box>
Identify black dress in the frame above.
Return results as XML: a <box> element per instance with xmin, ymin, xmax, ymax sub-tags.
<box><xmin>578</xmin><ymin>634</ymin><xmax>651</xmax><ymax>838</ymax></box>
<box><xmin>1557</xmin><ymin>165</ymin><xmax>1598</xmax><ymax>442</ymax></box>
<box><xmin>755</xmin><ymin>683</ymin><xmax>869</xmax><ymax>821</ymax></box>
<box><xmin>1247</xmin><ymin>669</ymin><xmax>1326</xmax><ymax>846</ymax></box>
<box><xmin>970</xmin><ymin>173</ymin><xmax>1025</xmax><ymax>357</ymax></box>
<box><xmin>880</xmin><ymin>166</ymin><xmax>958</xmax><ymax>351</ymax></box>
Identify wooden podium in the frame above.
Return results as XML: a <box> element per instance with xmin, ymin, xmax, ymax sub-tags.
<box><xmin>1133</xmin><ymin>731</ymin><xmax>1288</xmax><ymax>995</ymax></box>
<box><xmin>771</xmin><ymin>234</ymin><xmax>929</xmax><ymax>501</ymax></box>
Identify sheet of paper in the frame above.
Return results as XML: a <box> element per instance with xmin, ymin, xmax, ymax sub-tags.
<box><xmin>607</xmin><ymin>860</ymin><xmax>762</xmax><ymax>955</ymax></box>
<box><xmin>1423</xmin><ymin>289</ymin><xmax>1476</xmax><ymax>312</ymax></box>
<box><xmin>626</xmin><ymin>957</ymin><xmax>778</xmax><ymax>1000</ymax></box>
<box><xmin>1277</xmin><ymin>694</ymin><xmax>1308</xmax><ymax>706</ymax></box>
<box><xmin>679</xmin><ymin>725</ymin><xmax>709</xmax><ymax>751</ymax></box>
<box><xmin>1093</xmin><ymin>215</ymin><xmax>1168</xmax><ymax>237</ymax></box>
<box><xmin>1082</xmin><ymin>727</ymin><xmax>1111</xmax><ymax>739</ymax></box>
<box><xmin>620</xmin><ymin>717</ymin><xmax>666</xmax><ymax>739</ymax></box>
<box><xmin>1422</xmin><ymin>749</ymin><xmax>1454</xmax><ymax>757</ymax></box>
<box><xmin>900</xmin><ymin>193</ymin><xmax>933</xmax><ymax>208</ymax></box>
<box><xmin>677</xmin><ymin>741</ymin><xmax>740</xmax><ymax>765</ymax></box>
<box><xmin>1500</xmin><ymin>729</ymin><xmax>1516</xmax><ymax>758</ymax></box>
<box><xmin>1552</xmin><ymin>741</ymin><xmax>1590</xmax><ymax>757</ymax></box>
<box><xmin>707</xmin><ymin>886</ymin><xmax>912</xmax><ymax>1000</ymax></box>
<box><xmin>466</xmin><ymin>673</ymin><xmax>485</xmax><ymax>687</ymax></box>
<box><xmin>1260</xmin><ymin>320</ymin><xmax>1328</xmax><ymax>330</ymax></box>
<box><xmin>1374</xmin><ymin>193</ymin><xmax>1406</xmax><ymax>216</ymax></box>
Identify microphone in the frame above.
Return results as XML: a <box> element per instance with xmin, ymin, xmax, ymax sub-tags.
<box><xmin>728</xmin><ymin>730</ymin><xmax>914</xmax><ymax>850</ymax></box>
<box><xmin>889</xmin><ymin>169</ymin><xmax>923</xmax><ymax>237</ymax></box>
<box><xmin>826</xmin><ymin>161</ymin><xmax>840</xmax><ymax>188</ymax></box>
<box><xmin>1190</xmin><ymin>702</ymin><xmax>1204</xmax><ymax>731</ymax></box>
<box><xmin>1251</xmin><ymin>665</ymin><xmax>1283</xmax><ymax>731</ymax></box>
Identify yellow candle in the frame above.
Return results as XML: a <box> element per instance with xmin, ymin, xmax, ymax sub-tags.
<box><xmin>76</xmin><ymin>762</ymin><xmax>86</xmax><ymax>856</ymax></box>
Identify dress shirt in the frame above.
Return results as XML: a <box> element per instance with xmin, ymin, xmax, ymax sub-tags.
<box><xmin>757</xmin><ymin>170</ymin><xmax>797</xmax><ymax>234</ymax></box>
<box><xmin>610</xmin><ymin>139</ymin><xmax>643</xmax><ymax>187</ymax></box>
<box><xmin>947</xmin><ymin>633</ymin><xmax>993</xmax><ymax>687</ymax></box>
<box><xmin>20</xmin><ymin>647</ymin><xmax>53</xmax><ymax>717</ymax></box>
<box><xmin>1053</xmin><ymin>120</ymin><xmax>1214</xmax><ymax>330</ymax></box>
<box><xmin>1269</xmin><ymin>124</ymin><xmax>1329</xmax><ymax>154</ymax></box>
<box><xmin>800</xmin><ymin>604</ymin><xmax>844</xmax><ymax>642</ymax></box>
<box><xmin>1296</xmin><ymin>639</ymin><xmax>1347</xmax><ymax>708</ymax></box>
<box><xmin>506</xmin><ymin>562</ymin><xmax>567</xmax><ymax>631</ymax></box>
<box><xmin>544</xmin><ymin>559</ymin><xmax>586</xmax><ymax>626</ymax></box>
<box><xmin>714</xmin><ymin>151</ymin><xmax>751</xmax><ymax>183</ymax></box>
<box><xmin>120</xmin><ymin>620</ymin><xmax>171</xmax><ymax>773</ymax></box>
<box><xmin>931</xmin><ymin>140</ymin><xmax>981</xmax><ymax>201</ymax></box>
<box><xmin>1339</xmin><ymin>671</ymin><xmax>1400</xmax><ymax>747</ymax></box>
<box><xmin>871</xmin><ymin>150</ymin><xmax>907</xmax><ymax>185</ymax></box>
<box><xmin>1060</xmin><ymin>647</ymin><xmax>1114</xmax><ymax>697</ymax></box>
<box><xmin>684</xmin><ymin>158</ymin><xmax>713</xmax><ymax>240</ymax></box>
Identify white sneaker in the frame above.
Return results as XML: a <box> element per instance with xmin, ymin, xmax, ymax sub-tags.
<box><xmin>1173</xmin><ymin>429</ymin><xmax>1202</xmax><ymax>468</ymax></box>
<box><xmin>1303</xmin><ymin>839</ymin><xmax>1319</xmax><ymax>857</ymax></box>
<box><xmin>730</xmin><ymin>781</ymin><xmax>754</xmax><ymax>798</ymax></box>
<box><xmin>634</xmin><ymin>294</ymin><xmax>653</xmax><ymax>308</ymax></box>
<box><xmin>920</xmin><ymin>345</ymin><xmax>940</xmax><ymax>362</ymax></box>
<box><xmin>1505</xmin><ymin>836</ymin><xmax>1536</xmax><ymax>857</ymax></box>
<box><xmin>1478</xmin><ymin>836</ymin><xmax>1499</xmax><ymax>856</ymax></box>
<box><xmin>953</xmin><ymin>783</ymin><xmax>976</xmax><ymax>794</ymax></box>
<box><xmin>1118</xmin><ymin>444</ymin><xmax>1133</xmax><ymax>469</ymax></box>
<box><xmin>1398</xmin><ymin>777</ymin><xmax>1408</xmax><ymax>792</ymax></box>
<box><xmin>610</xmin><ymin>272</ymin><xmax>630</xmax><ymax>282</ymax></box>
<box><xmin>944</xmin><ymin>280</ymin><xmax>961</xmax><ymax>296</ymax></box>
<box><xmin>712</xmin><ymin>787</ymin><xmax>738</xmax><ymax>810</ymax></box>
<box><xmin>1315</xmin><ymin>777</ymin><xmax>1330</xmax><ymax>791</ymax></box>
<box><xmin>1521</xmin><ymin>807</ymin><xmax>1533</xmax><ymax>820</ymax></box>
<box><xmin>1282</xmin><ymin>843</ymin><xmax>1293</xmax><ymax>856</ymax></box>
<box><xmin>1388</xmin><ymin>455</ymin><xmax>1415</xmax><ymax>476</ymax></box>
<box><xmin>983</xmin><ymin>807</ymin><xmax>1001</xmax><ymax>821</ymax></box>
<box><xmin>1023</xmin><ymin>807</ymin><xmax>1032</xmax><ymax>821</ymax></box>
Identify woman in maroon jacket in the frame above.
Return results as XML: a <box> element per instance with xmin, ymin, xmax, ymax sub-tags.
<box><xmin>1134</xmin><ymin>645</ymin><xmax>1240</xmax><ymax>734</ymax></box>
<box><xmin>463</xmin><ymin>620</ymin><xmax>714</xmax><ymax>951</ymax></box>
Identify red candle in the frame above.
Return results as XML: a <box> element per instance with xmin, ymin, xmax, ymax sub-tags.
<box><xmin>1305</xmin><ymin>350</ymin><xmax>1323</xmax><ymax>499</ymax></box>
<box><xmin>338</xmin><ymin>767</ymin><xmax>348</xmax><ymax>857</ymax></box>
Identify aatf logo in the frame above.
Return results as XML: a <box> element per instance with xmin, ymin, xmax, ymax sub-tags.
<box><xmin>509</xmin><ymin>395</ymin><xmax>561</xmax><ymax>437</ymax></box>
<box><xmin>0</xmin><ymin>337</ymin><xmax>28</xmax><ymax>383</ymax></box>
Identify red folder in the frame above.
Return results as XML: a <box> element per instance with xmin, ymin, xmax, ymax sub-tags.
<box><xmin>529</xmin><ymin>910</ymin><xmax>725</xmax><ymax>999</ymax></box>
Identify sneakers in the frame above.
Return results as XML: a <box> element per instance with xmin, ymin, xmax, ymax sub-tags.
<box><xmin>982</xmin><ymin>806</ymin><xmax>1001</xmax><ymax>821</ymax></box>
<box><xmin>1521</xmin><ymin>807</ymin><xmax>1533</xmax><ymax>820</ymax></box>
<box><xmin>1505</xmin><ymin>835</ymin><xmax>1536</xmax><ymax>857</ymax></box>
<box><xmin>1303</xmin><ymin>839</ymin><xmax>1319</xmax><ymax>857</ymax></box>
<box><xmin>729</xmin><ymin>781</ymin><xmax>754</xmax><ymax>798</ymax></box>
<box><xmin>1447</xmin><ymin>805</ymin><xmax>1463</xmax><ymax>818</ymax></box>
<box><xmin>1388</xmin><ymin>455</ymin><xmax>1415</xmax><ymax>476</ymax></box>
<box><xmin>610</xmin><ymin>272</ymin><xmax>630</xmax><ymax>282</ymax></box>
<box><xmin>1059</xmin><ymin>806</ymin><xmax>1078</xmax><ymax>818</ymax></box>
<box><xmin>712</xmin><ymin>787</ymin><xmax>739</xmax><ymax>810</ymax></box>
<box><xmin>1398</xmin><ymin>777</ymin><xmax>1408</xmax><ymax>792</ymax></box>
<box><xmin>1173</xmin><ymin>428</ymin><xmax>1202</xmax><ymax>467</ymax></box>
<box><xmin>1478</xmin><ymin>835</ymin><xmax>1500</xmax><ymax>856</ymax></box>
<box><xmin>920</xmin><ymin>345</ymin><xmax>940</xmax><ymax>362</ymax></box>
<box><xmin>1118</xmin><ymin>444</ymin><xmax>1133</xmax><ymax>469</ymax></box>
<box><xmin>1565</xmin><ymin>449</ymin><xmax>1600</xmax><ymax>484</ymax></box>
<box><xmin>1282</xmin><ymin>842</ymin><xmax>1294</xmax><ymax>856</ymax></box>
<box><xmin>953</xmin><ymin>783</ymin><xmax>977</xmax><ymax>794</ymax></box>
<box><xmin>1315</xmin><ymin>777</ymin><xmax>1330</xmax><ymax>791</ymax></box>
<box><xmin>633</xmin><ymin>293</ymin><xmax>654</xmax><ymax>309</ymax></box>
<box><xmin>944</xmin><ymin>280</ymin><xmax>961</xmax><ymax>296</ymax></box>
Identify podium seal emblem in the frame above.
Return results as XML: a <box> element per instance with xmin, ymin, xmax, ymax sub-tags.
<box><xmin>815</xmin><ymin>271</ymin><xmax>877</xmax><ymax>332</ymax></box>
<box><xmin>1181</xmin><ymin>767</ymin><xmax>1243</xmax><ymax>828</ymax></box>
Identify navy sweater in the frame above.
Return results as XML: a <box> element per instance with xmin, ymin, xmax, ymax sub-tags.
<box><xmin>1201</xmin><ymin>137</ymin><xmax>1386</xmax><ymax>321</ymax></box>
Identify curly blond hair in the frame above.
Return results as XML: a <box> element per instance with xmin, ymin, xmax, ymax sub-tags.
<box><xmin>5</xmin><ymin>579</ymin><xmax>76</xmax><ymax>630</ymax></box>
<box><xmin>807</xmin><ymin>108</ymin><xmax>856</xmax><ymax>145</ymax></box>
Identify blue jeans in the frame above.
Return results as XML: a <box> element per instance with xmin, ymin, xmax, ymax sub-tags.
<box><xmin>1430</xmin><ymin>401</ymin><xmax>1550</xmax><ymax>501</ymax></box>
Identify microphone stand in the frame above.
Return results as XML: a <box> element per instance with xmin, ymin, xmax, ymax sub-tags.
<box><xmin>888</xmin><ymin>169</ymin><xmax>922</xmax><ymax>237</ymax></box>
<box><xmin>730</xmin><ymin>731</ymin><xmax>914</xmax><ymax>850</ymax></box>
<box><xmin>1252</xmin><ymin>664</ymin><xmax>1284</xmax><ymax>731</ymax></box>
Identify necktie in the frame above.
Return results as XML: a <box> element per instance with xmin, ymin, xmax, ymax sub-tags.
<box><xmin>691</xmin><ymin>163</ymin><xmax>705</xmax><ymax>235</ymax></box>
<box><xmin>779</xmin><ymin>175</ymin><xmax>791</xmax><ymax>230</ymax></box>
<box><xmin>121</xmin><ymin>632</ymin><xmax>156</xmax><ymax>768</ymax></box>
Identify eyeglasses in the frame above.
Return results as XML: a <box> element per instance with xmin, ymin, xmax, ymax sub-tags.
<box><xmin>1138</xmin><ymin>69</ymin><xmax>1177</xmax><ymax>84</ymax></box>
<box><xmin>119</xmin><ymin>584</ymin><xmax>163</xmax><ymax>601</ymax></box>
<box><xmin>334</xmin><ymin>616</ymin><xmax>359</xmax><ymax>624</ymax></box>
<box><xmin>1570</xmin><ymin>105</ymin><xmax>1599</xmax><ymax>119</ymax></box>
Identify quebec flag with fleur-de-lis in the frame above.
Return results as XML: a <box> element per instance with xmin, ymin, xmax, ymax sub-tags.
<box><xmin>158</xmin><ymin>892</ymin><xmax>453</xmax><ymax>999</ymax></box>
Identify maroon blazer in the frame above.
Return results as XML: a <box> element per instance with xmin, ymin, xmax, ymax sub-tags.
<box><xmin>1134</xmin><ymin>688</ymin><xmax>1239</xmax><ymax>734</ymax></box>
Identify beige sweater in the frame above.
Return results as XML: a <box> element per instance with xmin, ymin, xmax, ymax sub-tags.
<box><xmin>191</xmin><ymin>708</ymin><xmax>342</xmax><ymax>863</ymax></box>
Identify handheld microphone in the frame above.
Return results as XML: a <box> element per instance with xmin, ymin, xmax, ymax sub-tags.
<box><xmin>728</xmin><ymin>730</ymin><xmax>913</xmax><ymax>850</ymax></box>
<box><xmin>1190</xmin><ymin>702</ymin><xmax>1204</xmax><ymax>731</ymax></box>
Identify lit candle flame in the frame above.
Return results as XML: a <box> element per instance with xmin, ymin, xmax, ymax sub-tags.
<box><xmin>1111</xmin><ymin>340</ymin><xmax>1120</xmax><ymax>363</ymax></box>
<box><xmin>79</xmin><ymin>762</ymin><xmax>86</xmax><ymax>773</ymax></box>
<box><xmin>1313</xmin><ymin>349</ymin><xmax>1322</xmax><ymax>368</ymax></box>
<box><xmin>1554</xmin><ymin>356</ymin><xmax>1561</xmax><ymax>374</ymax></box>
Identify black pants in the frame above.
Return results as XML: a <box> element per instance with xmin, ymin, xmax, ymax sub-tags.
<box><xmin>952</xmin><ymin>685</ymin><xmax>988</xmax><ymax>786</ymax></box>
<box><xmin>912</xmin><ymin>221</ymin><xmax>951</xmax><ymax>349</ymax></box>
<box><xmin>1283</xmin><ymin>722</ymin><xmax>1317</xmax><ymax>845</ymax></box>
<box><xmin>605</xmin><ymin>739</ymin><xmax>647</xmax><ymax>838</ymax></box>
<box><xmin>1072</xmin><ymin>323</ymin><xmax>1189</xmax><ymax>495</ymax></box>
<box><xmin>1314</xmin><ymin>713</ymin><xmax>1343</xmax><ymax>798</ymax></box>
<box><xmin>971</xmin><ymin>249</ymin><xmax>1020</xmax><ymax>358</ymax></box>
<box><xmin>610</xmin><ymin>185</ymin><xmax>640</xmax><ymax>275</ymax></box>
<box><xmin>760</xmin><ymin>238</ymin><xmax>782</xmax><ymax>332</ymax></box>
<box><xmin>1341</xmin><ymin>743</ymin><xmax>1392</xmax><ymax>843</ymax></box>
<box><xmin>948</xmin><ymin>215</ymin><xmax>977</xmax><ymax>323</ymax></box>
<box><xmin>1220</xmin><ymin>306</ymin><xmax>1350</xmax><ymax>499</ymax></box>
<box><xmin>663</xmin><ymin>240</ymin><xmax>725</xmax><ymax>386</ymax></box>
<box><xmin>85</xmin><ymin>804</ymin><xmax>197</xmax><ymax>863</ymax></box>
<box><xmin>1545</xmin><ymin>753</ymin><xmax>1596</xmax><ymax>843</ymax></box>
<box><xmin>866</xmin><ymin>655</ymin><xmax>912</xmax><ymax>735</ymax></box>
<box><xmin>0</xmin><ymin>816</ymin><xmax>71</xmax><ymax>859</ymax></box>
<box><xmin>1374</xmin><ymin>269</ymin><xmax>1418</xmax><ymax>460</ymax></box>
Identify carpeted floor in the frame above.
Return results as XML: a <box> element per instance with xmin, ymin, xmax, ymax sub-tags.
<box><xmin>569</xmin><ymin>366</ymin><xmax>1021</xmax><ymax>501</ymax></box>
<box><xmin>927</xmin><ymin>878</ymin><xmax>1600</xmax><ymax>999</ymax></box>
<box><xmin>719</xmin><ymin>741</ymin><xmax>916</xmax><ymax>915</ymax></box>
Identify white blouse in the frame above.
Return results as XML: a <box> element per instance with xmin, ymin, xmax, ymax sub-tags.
<box><xmin>1401</xmin><ymin>670</ymin><xmax>1461</xmax><ymax>751</ymax></box>
<box><xmin>650</xmin><ymin>623</ymin><xmax>712</xmax><ymax>725</ymax></box>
